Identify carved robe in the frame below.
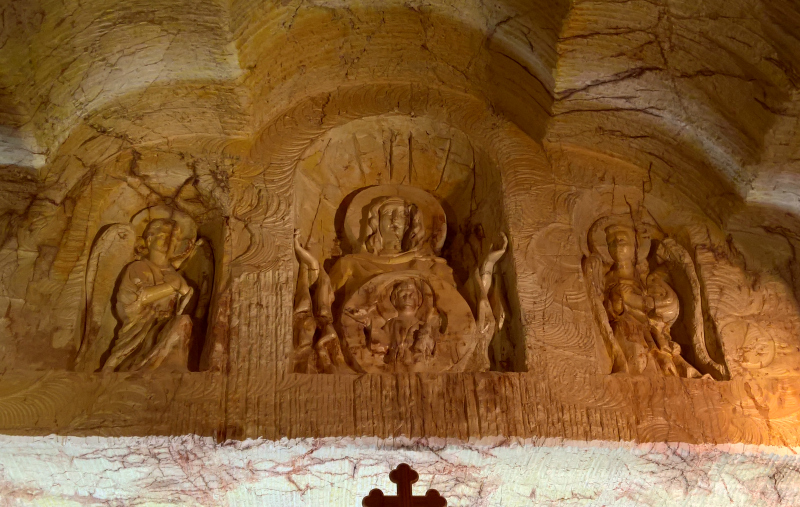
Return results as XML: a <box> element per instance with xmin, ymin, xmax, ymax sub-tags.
<box><xmin>104</xmin><ymin>258</ymin><xmax>191</xmax><ymax>371</ymax></box>
<box><xmin>327</xmin><ymin>250</ymin><xmax>456</xmax><ymax>298</ymax></box>
<box><xmin>603</xmin><ymin>274</ymin><xmax>653</xmax><ymax>374</ymax></box>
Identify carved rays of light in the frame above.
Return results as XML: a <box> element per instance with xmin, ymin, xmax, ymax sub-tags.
<box><xmin>365</xmin><ymin>126</ymin><xmax>470</xmax><ymax>192</ymax></box>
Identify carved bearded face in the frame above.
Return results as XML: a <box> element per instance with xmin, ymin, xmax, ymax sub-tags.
<box><xmin>390</xmin><ymin>280</ymin><xmax>422</xmax><ymax>311</ymax></box>
<box><xmin>605</xmin><ymin>225</ymin><xmax>636</xmax><ymax>263</ymax></box>
<box><xmin>378</xmin><ymin>200</ymin><xmax>410</xmax><ymax>254</ymax></box>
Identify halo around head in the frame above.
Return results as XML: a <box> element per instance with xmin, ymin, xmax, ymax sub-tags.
<box><xmin>587</xmin><ymin>213</ymin><xmax>661</xmax><ymax>264</ymax></box>
<box><xmin>344</xmin><ymin>185</ymin><xmax>447</xmax><ymax>253</ymax></box>
<box><xmin>131</xmin><ymin>205</ymin><xmax>197</xmax><ymax>255</ymax></box>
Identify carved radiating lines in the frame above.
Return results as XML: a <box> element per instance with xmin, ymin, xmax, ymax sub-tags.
<box><xmin>0</xmin><ymin>373</ymin><xmax>74</xmax><ymax>429</ymax></box>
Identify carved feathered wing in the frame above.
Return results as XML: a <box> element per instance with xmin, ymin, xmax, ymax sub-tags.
<box><xmin>656</xmin><ymin>238</ymin><xmax>728</xmax><ymax>379</ymax></box>
<box><xmin>582</xmin><ymin>254</ymin><xmax>627</xmax><ymax>374</ymax></box>
<box><xmin>75</xmin><ymin>224</ymin><xmax>136</xmax><ymax>372</ymax></box>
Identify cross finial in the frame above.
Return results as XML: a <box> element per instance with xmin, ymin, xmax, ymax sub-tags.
<box><xmin>362</xmin><ymin>463</ymin><xmax>446</xmax><ymax>507</ymax></box>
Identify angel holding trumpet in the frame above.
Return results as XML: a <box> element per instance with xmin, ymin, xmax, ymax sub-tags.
<box><xmin>76</xmin><ymin>206</ymin><xmax>213</xmax><ymax>372</ymax></box>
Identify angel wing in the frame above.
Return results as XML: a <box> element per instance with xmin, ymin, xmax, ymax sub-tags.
<box><xmin>656</xmin><ymin>238</ymin><xmax>729</xmax><ymax>379</ymax></box>
<box><xmin>582</xmin><ymin>253</ymin><xmax>627</xmax><ymax>374</ymax></box>
<box><xmin>75</xmin><ymin>224</ymin><xmax>136</xmax><ymax>372</ymax></box>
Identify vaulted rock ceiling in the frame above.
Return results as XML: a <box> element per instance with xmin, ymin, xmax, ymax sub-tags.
<box><xmin>1</xmin><ymin>0</ymin><xmax>799</xmax><ymax>221</ymax></box>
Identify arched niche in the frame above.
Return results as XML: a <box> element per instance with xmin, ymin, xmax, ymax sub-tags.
<box><xmin>290</xmin><ymin>113</ymin><xmax>525</xmax><ymax>372</ymax></box>
<box><xmin>526</xmin><ymin>145</ymin><xmax>800</xmax><ymax>384</ymax></box>
<box><xmin>0</xmin><ymin>141</ymin><xmax>232</xmax><ymax>373</ymax></box>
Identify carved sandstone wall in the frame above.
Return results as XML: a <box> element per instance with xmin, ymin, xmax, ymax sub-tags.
<box><xmin>0</xmin><ymin>0</ymin><xmax>800</xmax><ymax>448</ymax></box>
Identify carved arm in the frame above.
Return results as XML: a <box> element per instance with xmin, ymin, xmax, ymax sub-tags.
<box><xmin>139</xmin><ymin>282</ymin><xmax>180</xmax><ymax>306</ymax></box>
<box><xmin>478</xmin><ymin>233</ymin><xmax>508</xmax><ymax>293</ymax></box>
<box><xmin>473</xmin><ymin>233</ymin><xmax>508</xmax><ymax>333</ymax></box>
<box><xmin>294</xmin><ymin>230</ymin><xmax>320</xmax><ymax>285</ymax></box>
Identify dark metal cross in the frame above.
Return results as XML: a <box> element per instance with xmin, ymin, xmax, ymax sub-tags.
<box><xmin>362</xmin><ymin>463</ymin><xmax>447</xmax><ymax>507</ymax></box>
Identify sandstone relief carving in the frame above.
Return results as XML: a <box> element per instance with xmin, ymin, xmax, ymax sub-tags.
<box><xmin>583</xmin><ymin>212</ymin><xmax>729</xmax><ymax>380</ymax></box>
<box><xmin>293</xmin><ymin>185</ymin><xmax>507</xmax><ymax>374</ymax></box>
<box><xmin>75</xmin><ymin>205</ymin><xmax>214</xmax><ymax>372</ymax></box>
<box><xmin>695</xmin><ymin>241</ymin><xmax>800</xmax><ymax>379</ymax></box>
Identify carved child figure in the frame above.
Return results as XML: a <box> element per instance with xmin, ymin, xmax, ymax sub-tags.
<box><xmin>380</xmin><ymin>280</ymin><xmax>423</xmax><ymax>361</ymax></box>
<box><xmin>379</xmin><ymin>279</ymin><xmax>440</xmax><ymax>367</ymax></box>
<box><xmin>646</xmin><ymin>262</ymin><xmax>706</xmax><ymax>378</ymax></box>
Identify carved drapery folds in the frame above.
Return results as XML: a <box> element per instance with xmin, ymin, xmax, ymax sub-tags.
<box><xmin>582</xmin><ymin>211</ymin><xmax>729</xmax><ymax>380</ymax></box>
<box><xmin>75</xmin><ymin>205</ymin><xmax>215</xmax><ymax>373</ymax></box>
<box><xmin>293</xmin><ymin>185</ymin><xmax>507</xmax><ymax>374</ymax></box>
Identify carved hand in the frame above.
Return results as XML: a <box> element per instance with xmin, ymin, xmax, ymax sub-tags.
<box><xmin>163</xmin><ymin>271</ymin><xmax>184</xmax><ymax>292</ymax></box>
<box><xmin>645</xmin><ymin>295</ymin><xmax>656</xmax><ymax>312</ymax></box>
<box><xmin>177</xmin><ymin>276</ymin><xmax>191</xmax><ymax>296</ymax></box>
<box><xmin>617</xmin><ymin>283</ymin><xmax>653</xmax><ymax>312</ymax></box>
<box><xmin>484</xmin><ymin>233</ymin><xmax>508</xmax><ymax>267</ymax></box>
<box><xmin>479</xmin><ymin>233</ymin><xmax>508</xmax><ymax>291</ymax></box>
<box><xmin>294</xmin><ymin>230</ymin><xmax>320</xmax><ymax>269</ymax></box>
<box><xmin>170</xmin><ymin>237</ymin><xmax>198</xmax><ymax>268</ymax></box>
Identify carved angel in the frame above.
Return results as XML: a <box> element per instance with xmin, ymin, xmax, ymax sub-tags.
<box><xmin>75</xmin><ymin>206</ymin><xmax>214</xmax><ymax>372</ymax></box>
<box><xmin>583</xmin><ymin>214</ymin><xmax>728</xmax><ymax>379</ymax></box>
